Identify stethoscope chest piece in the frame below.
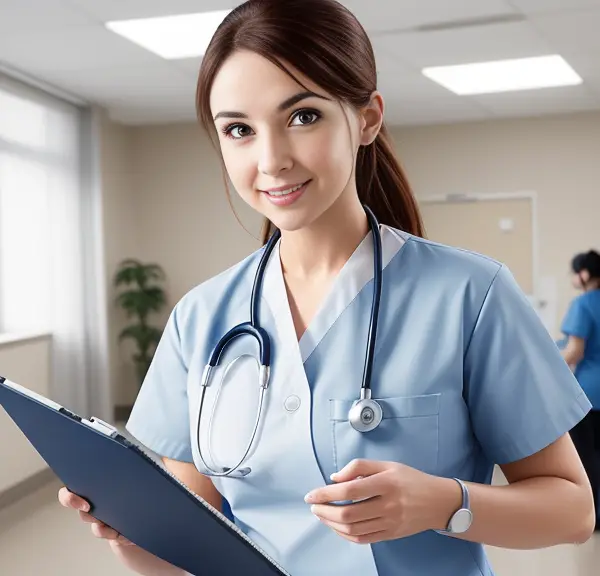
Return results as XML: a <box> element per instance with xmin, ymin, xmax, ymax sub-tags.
<box><xmin>348</xmin><ymin>389</ymin><xmax>383</xmax><ymax>433</ymax></box>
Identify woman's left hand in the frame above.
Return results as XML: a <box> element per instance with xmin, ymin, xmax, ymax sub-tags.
<box><xmin>304</xmin><ymin>459</ymin><xmax>461</xmax><ymax>544</ymax></box>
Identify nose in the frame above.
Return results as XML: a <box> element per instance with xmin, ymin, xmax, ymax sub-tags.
<box><xmin>257</xmin><ymin>131</ymin><xmax>293</xmax><ymax>176</ymax></box>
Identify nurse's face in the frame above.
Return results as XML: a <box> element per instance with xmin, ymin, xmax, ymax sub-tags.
<box><xmin>571</xmin><ymin>270</ymin><xmax>589</xmax><ymax>290</ymax></box>
<box><xmin>209</xmin><ymin>50</ymin><xmax>364</xmax><ymax>233</ymax></box>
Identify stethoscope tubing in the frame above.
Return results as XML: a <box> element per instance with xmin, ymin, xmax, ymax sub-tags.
<box><xmin>196</xmin><ymin>205</ymin><xmax>383</xmax><ymax>477</ymax></box>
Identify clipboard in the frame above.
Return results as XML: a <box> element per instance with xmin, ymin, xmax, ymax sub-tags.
<box><xmin>0</xmin><ymin>376</ymin><xmax>289</xmax><ymax>576</ymax></box>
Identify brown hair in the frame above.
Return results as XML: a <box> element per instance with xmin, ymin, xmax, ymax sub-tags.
<box><xmin>196</xmin><ymin>0</ymin><xmax>425</xmax><ymax>244</ymax></box>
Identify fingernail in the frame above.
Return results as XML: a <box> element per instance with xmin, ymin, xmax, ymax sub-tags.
<box><xmin>81</xmin><ymin>503</ymin><xmax>90</xmax><ymax>512</ymax></box>
<box><xmin>304</xmin><ymin>492</ymin><xmax>313</xmax><ymax>503</ymax></box>
<box><xmin>330</xmin><ymin>473</ymin><xmax>338</xmax><ymax>481</ymax></box>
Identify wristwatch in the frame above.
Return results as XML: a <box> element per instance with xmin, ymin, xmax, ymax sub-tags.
<box><xmin>436</xmin><ymin>478</ymin><xmax>473</xmax><ymax>535</ymax></box>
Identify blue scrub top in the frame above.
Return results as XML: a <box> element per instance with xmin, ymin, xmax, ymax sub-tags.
<box><xmin>561</xmin><ymin>289</ymin><xmax>600</xmax><ymax>408</ymax></box>
<box><xmin>127</xmin><ymin>227</ymin><xmax>590</xmax><ymax>576</ymax></box>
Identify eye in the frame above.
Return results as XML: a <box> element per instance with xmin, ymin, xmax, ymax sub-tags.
<box><xmin>222</xmin><ymin>123</ymin><xmax>254</xmax><ymax>140</ymax></box>
<box><xmin>290</xmin><ymin>109</ymin><xmax>322</xmax><ymax>127</ymax></box>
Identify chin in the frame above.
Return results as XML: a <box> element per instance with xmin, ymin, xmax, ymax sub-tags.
<box><xmin>268</xmin><ymin>214</ymin><xmax>313</xmax><ymax>233</ymax></box>
<box><xmin>259</xmin><ymin>202</ymin><xmax>319</xmax><ymax>234</ymax></box>
<box><xmin>253</xmin><ymin>189</ymin><xmax>333</xmax><ymax>233</ymax></box>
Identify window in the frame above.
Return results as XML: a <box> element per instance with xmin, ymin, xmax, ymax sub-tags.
<box><xmin>0</xmin><ymin>75</ymin><xmax>82</xmax><ymax>334</ymax></box>
<box><xmin>0</xmin><ymin>72</ymin><xmax>112</xmax><ymax>419</ymax></box>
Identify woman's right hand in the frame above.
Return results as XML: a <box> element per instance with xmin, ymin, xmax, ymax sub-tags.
<box><xmin>58</xmin><ymin>487</ymin><xmax>135</xmax><ymax>546</ymax></box>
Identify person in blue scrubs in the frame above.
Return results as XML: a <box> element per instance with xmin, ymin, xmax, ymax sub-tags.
<box><xmin>59</xmin><ymin>1</ymin><xmax>596</xmax><ymax>574</ymax></box>
<box><xmin>561</xmin><ymin>250</ymin><xmax>600</xmax><ymax>530</ymax></box>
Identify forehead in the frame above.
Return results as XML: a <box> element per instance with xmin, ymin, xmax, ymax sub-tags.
<box><xmin>209</xmin><ymin>50</ymin><xmax>327</xmax><ymax>116</ymax></box>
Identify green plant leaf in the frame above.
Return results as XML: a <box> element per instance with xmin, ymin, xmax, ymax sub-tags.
<box><xmin>114</xmin><ymin>259</ymin><xmax>143</xmax><ymax>287</ymax></box>
<box><xmin>142</xmin><ymin>264</ymin><xmax>166</xmax><ymax>283</ymax></box>
<box><xmin>119</xmin><ymin>325</ymin><xmax>163</xmax><ymax>354</ymax></box>
<box><xmin>114</xmin><ymin>260</ymin><xmax>166</xmax><ymax>289</ymax></box>
<box><xmin>114</xmin><ymin>259</ymin><xmax>167</xmax><ymax>387</ymax></box>
<box><xmin>115</xmin><ymin>288</ymin><xmax>166</xmax><ymax>318</ymax></box>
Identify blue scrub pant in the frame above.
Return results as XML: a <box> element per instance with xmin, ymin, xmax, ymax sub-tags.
<box><xmin>570</xmin><ymin>410</ymin><xmax>600</xmax><ymax>530</ymax></box>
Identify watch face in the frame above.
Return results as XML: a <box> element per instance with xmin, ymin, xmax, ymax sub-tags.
<box><xmin>450</xmin><ymin>509</ymin><xmax>473</xmax><ymax>534</ymax></box>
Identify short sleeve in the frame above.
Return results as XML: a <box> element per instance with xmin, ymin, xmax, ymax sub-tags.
<box><xmin>125</xmin><ymin>303</ymin><xmax>194</xmax><ymax>463</ymax></box>
<box><xmin>464</xmin><ymin>265</ymin><xmax>591</xmax><ymax>465</ymax></box>
<box><xmin>561</xmin><ymin>297</ymin><xmax>593</xmax><ymax>340</ymax></box>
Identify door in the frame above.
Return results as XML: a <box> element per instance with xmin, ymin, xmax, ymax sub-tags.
<box><xmin>419</xmin><ymin>196</ymin><xmax>534</xmax><ymax>295</ymax></box>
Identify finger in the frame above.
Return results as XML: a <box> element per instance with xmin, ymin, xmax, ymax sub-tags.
<box><xmin>330</xmin><ymin>459</ymin><xmax>389</xmax><ymax>483</ymax></box>
<box><xmin>334</xmin><ymin>528</ymin><xmax>389</xmax><ymax>545</ymax></box>
<box><xmin>91</xmin><ymin>522</ymin><xmax>120</xmax><ymax>540</ymax></box>
<box><xmin>305</xmin><ymin>474</ymin><xmax>382</xmax><ymax>505</ymax></box>
<box><xmin>115</xmin><ymin>534</ymin><xmax>135</xmax><ymax>546</ymax></box>
<box><xmin>108</xmin><ymin>537</ymin><xmax>136</xmax><ymax>549</ymax></box>
<box><xmin>311</xmin><ymin>498</ymin><xmax>384</xmax><ymax>524</ymax></box>
<box><xmin>319</xmin><ymin>517</ymin><xmax>386</xmax><ymax>538</ymax></box>
<box><xmin>83</xmin><ymin>514</ymin><xmax>130</xmax><ymax>547</ymax></box>
<box><xmin>79</xmin><ymin>511</ymin><xmax>96</xmax><ymax>524</ymax></box>
<box><xmin>78</xmin><ymin>511</ymin><xmax>102</xmax><ymax>524</ymax></box>
<box><xmin>58</xmin><ymin>488</ymin><xmax>90</xmax><ymax>512</ymax></box>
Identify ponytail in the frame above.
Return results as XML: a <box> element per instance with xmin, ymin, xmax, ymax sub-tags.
<box><xmin>573</xmin><ymin>250</ymin><xmax>600</xmax><ymax>280</ymax></box>
<box><xmin>356</xmin><ymin>124</ymin><xmax>425</xmax><ymax>238</ymax></box>
<box><xmin>260</xmin><ymin>123</ymin><xmax>425</xmax><ymax>244</ymax></box>
<box><xmin>260</xmin><ymin>216</ymin><xmax>277</xmax><ymax>246</ymax></box>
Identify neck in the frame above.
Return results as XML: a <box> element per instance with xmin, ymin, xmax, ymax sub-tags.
<box><xmin>278</xmin><ymin>194</ymin><xmax>369</xmax><ymax>280</ymax></box>
<box><xmin>585</xmin><ymin>279</ymin><xmax>600</xmax><ymax>292</ymax></box>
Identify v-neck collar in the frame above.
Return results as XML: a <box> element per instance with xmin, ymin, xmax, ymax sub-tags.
<box><xmin>262</xmin><ymin>225</ymin><xmax>406</xmax><ymax>365</ymax></box>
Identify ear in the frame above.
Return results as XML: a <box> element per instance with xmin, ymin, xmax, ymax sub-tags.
<box><xmin>581</xmin><ymin>270</ymin><xmax>591</xmax><ymax>284</ymax></box>
<box><xmin>359</xmin><ymin>91</ymin><xmax>384</xmax><ymax>146</ymax></box>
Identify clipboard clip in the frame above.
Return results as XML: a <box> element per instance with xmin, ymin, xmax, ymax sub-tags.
<box><xmin>84</xmin><ymin>417</ymin><xmax>118</xmax><ymax>437</ymax></box>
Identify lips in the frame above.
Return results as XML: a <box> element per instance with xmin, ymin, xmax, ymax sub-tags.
<box><xmin>262</xmin><ymin>180</ymin><xmax>310</xmax><ymax>196</ymax></box>
<box><xmin>262</xmin><ymin>180</ymin><xmax>311</xmax><ymax>207</ymax></box>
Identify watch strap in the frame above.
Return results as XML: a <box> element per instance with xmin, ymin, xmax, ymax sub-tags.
<box><xmin>435</xmin><ymin>477</ymin><xmax>470</xmax><ymax>534</ymax></box>
<box><xmin>454</xmin><ymin>477</ymin><xmax>469</xmax><ymax>511</ymax></box>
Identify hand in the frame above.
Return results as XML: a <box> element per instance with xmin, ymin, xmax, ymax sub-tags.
<box><xmin>58</xmin><ymin>487</ymin><xmax>135</xmax><ymax>547</ymax></box>
<box><xmin>304</xmin><ymin>459</ymin><xmax>461</xmax><ymax>544</ymax></box>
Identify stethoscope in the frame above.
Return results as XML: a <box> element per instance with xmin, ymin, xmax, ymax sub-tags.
<box><xmin>195</xmin><ymin>205</ymin><xmax>384</xmax><ymax>478</ymax></box>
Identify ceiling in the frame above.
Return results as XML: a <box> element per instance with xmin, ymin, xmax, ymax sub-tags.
<box><xmin>1</xmin><ymin>0</ymin><xmax>600</xmax><ymax>126</ymax></box>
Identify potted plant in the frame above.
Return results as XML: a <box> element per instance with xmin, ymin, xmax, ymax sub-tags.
<box><xmin>114</xmin><ymin>259</ymin><xmax>167</xmax><ymax>386</ymax></box>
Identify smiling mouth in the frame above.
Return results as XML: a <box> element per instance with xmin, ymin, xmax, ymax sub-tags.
<box><xmin>263</xmin><ymin>181</ymin><xmax>310</xmax><ymax>196</ymax></box>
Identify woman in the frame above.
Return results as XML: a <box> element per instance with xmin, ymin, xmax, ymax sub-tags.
<box><xmin>562</xmin><ymin>250</ymin><xmax>600</xmax><ymax>531</ymax></box>
<box><xmin>59</xmin><ymin>1</ymin><xmax>595</xmax><ymax>574</ymax></box>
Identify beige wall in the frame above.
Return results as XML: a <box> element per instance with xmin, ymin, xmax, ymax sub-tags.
<box><xmin>129</xmin><ymin>123</ymin><xmax>263</xmax><ymax>303</ymax></box>
<box><xmin>101</xmin><ymin>110</ymin><xmax>600</xmax><ymax>407</ymax></box>
<box><xmin>391</xmin><ymin>112</ymin><xmax>600</xmax><ymax>334</ymax></box>
<box><xmin>99</xmin><ymin>111</ymin><xmax>142</xmax><ymax>407</ymax></box>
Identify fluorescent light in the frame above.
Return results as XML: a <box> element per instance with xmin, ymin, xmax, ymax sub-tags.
<box><xmin>422</xmin><ymin>55</ymin><xmax>582</xmax><ymax>95</ymax></box>
<box><xmin>105</xmin><ymin>10</ymin><xmax>231</xmax><ymax>59</ymax></box>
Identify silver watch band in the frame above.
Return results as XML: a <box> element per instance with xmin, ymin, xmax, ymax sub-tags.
<box><xmin>454</xmin><ymin>477</ymin><xmax>470</xmax><ymax>510</ymax></box>
<box><xmin>435</xmin><ymin>477</ymin><xmax>472</xmax><ymax>535</ymax></box>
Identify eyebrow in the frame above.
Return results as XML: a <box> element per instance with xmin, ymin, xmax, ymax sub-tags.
<box><xmin>213</xmin><ymin>91</ymin><xmax>330</xmax><ymax>121</ymax></box>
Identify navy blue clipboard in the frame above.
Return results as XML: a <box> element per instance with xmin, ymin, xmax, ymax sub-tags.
<box><xmin>0</xmin><ymin>376</ymin><xmax>289</xmax><ymax>576</ymax></box>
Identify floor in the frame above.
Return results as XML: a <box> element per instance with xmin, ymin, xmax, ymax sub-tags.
<box><xmin>0</xmin><ymin>474</ymin><xmax>598</xmax><ymax>576</ymax></box>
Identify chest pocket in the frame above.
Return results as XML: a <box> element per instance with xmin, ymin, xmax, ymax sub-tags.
<box><xmin>329</xmin><ymin>394</ymin><xmax>440</xmax><ymax>474</ymax></box>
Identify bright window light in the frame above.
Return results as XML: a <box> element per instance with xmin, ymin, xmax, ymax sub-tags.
<box><xmin>422</xmin><ymin>55</ymin><xmax>582</xmax><ymax>95</ymax></box>
<box><xmin>105</xmin><ymin>10</ymin><xmax>231</xmax><ymax>59</ymax></box>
